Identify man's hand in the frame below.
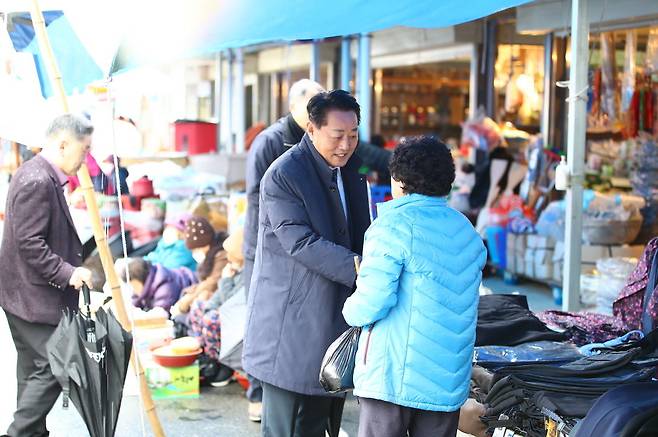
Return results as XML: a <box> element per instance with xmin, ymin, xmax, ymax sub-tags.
<box><xmin>69</xmin><ymin>267</ymin><xmax>92</xmax><ymax>290</ymax></box>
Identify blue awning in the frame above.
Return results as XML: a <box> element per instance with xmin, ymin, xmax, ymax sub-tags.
<box><xmin>111</xmin><ymin>0</ymin><xmax>532</xmax><ymax>73</ymax></box>
<box><xmin>6</xmin><ymin>11</ymin><xmax>103</xmax><ymax>98</ymax></box>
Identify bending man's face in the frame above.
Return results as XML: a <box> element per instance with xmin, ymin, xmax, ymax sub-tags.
<box><xmin>308</xmin><ymin>110</ymin><xmax>359</xmax><ymax>168</ymax></box>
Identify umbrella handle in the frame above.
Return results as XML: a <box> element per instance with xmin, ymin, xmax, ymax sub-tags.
<box><xmin>82</xmin><ymin>283</ymin><xmax>92</xmax><ymax>307</ymax></box>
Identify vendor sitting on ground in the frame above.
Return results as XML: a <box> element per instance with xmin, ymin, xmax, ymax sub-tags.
<box><xmin>170</xmin><ymin>216</ymin><xmax>228</xmax><ymax>318</ymax></box>
<box><xmin>144</xmin><ymin>213</ymin><xmax>197</xmax><ymax>271</ymax></box>
<box><xmin>188</xmin><ymin>227</ymin><xmax>244</xmax><ymax>387</ymax></box>
<box><xmin>121</xmin><ymin>258</ymin><xmax>197</xmax><ymax>315</ymax></box>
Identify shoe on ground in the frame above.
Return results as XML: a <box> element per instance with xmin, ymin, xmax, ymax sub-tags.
<box><xmin>210</xmin><ymin>364</ymin><xmax>234</xmax><ymax>387</ymax></box>
<box><xmin>248</xmin><ymin>401</ymin><xmax>262</xmax><ymax>422</ymax></box>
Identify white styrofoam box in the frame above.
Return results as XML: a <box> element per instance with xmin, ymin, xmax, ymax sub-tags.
<box><xmin>526</xmin><ymin>234</ymin><xmax>556</xmax><ymax>249</ymax></box>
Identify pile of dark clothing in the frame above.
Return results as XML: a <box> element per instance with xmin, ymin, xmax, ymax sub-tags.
<box><xmin>472</xmin><ymin>294</ymin><xmax>658</xmax><ymax>437</ymax></box>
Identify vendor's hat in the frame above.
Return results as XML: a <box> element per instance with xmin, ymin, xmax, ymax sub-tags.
<box><xmin>165</xmin><ymin>212</ymin><xmax>192</xmax><ymax>233</ymax></box>
<box><xmin>222</xmin><ymin>227</ymin><xmax>244</xmax><ymax>263</ymax></box>
<box><xmin>184</xmin><ymin>216</ymin><xmax>215</xmax><ymax>249</ymax></box>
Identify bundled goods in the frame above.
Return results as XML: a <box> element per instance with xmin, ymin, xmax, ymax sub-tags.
<box><xmin>632</xmin><ymin>137</ymin><xmax>658</xmax><ymax>241</ymax></box>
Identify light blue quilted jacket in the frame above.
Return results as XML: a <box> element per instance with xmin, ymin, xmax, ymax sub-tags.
<box><xmin>342</xmin><ymin>193</ymin><xmax>487</xmax><ymax>411</ymax></box>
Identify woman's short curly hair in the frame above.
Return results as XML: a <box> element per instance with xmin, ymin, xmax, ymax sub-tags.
<box><xmin>389</xmin><ymin>136</ymin><xmax>455</xmax><ymax>197</ymax></box>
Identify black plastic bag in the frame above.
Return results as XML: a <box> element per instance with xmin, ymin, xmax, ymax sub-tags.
<box><xmin>319</xmin><ymin>327</ymin><xmax>361</xmax><ymax>393</ymax></box>
<box><xmin>198</xmin><ymin>353</ymin><xmax>220</xmax><ymax>386</ymax></box>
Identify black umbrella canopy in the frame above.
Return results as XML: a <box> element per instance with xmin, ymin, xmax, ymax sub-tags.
<box><xmin>47</xmin><ymin>302</ymin><xmax>132</xmax><ymax>437</ymax></box>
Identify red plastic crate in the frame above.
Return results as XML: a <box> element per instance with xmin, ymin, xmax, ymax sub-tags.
<box><xmin>173</xmin><ymin>120</ymin><xmax>217</xmax><ymax>155</ymax></box>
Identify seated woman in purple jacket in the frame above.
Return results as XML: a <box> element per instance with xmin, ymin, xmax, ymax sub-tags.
<box><xmin>122</xmin><ymin>258</ymin><xmax>197</xmax><ymax>315</ymax></box>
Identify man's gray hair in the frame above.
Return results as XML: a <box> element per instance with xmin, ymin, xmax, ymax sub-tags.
<box><xmin>45</xmin><ymin>113</ymin><xmax>94</xmax><ymax>140</ymax></box>
<box><xmin>288</xmin><ymin>79</ymin><xmax>323</xmax><ymax>108</ymax></box>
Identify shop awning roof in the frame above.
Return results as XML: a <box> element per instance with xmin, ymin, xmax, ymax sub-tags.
<box><xmin>1</xmin><ymin>0</ymin><xmax>533</xmax><ymax>92</ymax></box>
<box><xmin>111</xmin><ymin>0</ymin><xmax>533</xmax><ymax>73</ymax></box>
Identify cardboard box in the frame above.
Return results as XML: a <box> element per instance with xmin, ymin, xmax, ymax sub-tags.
<box><xmin>144</xmin><ymin>361</ymin><xmax>200</xmax><ymax>400</ymax></box>
<box><xmin>552</xmin><ymin>260</ymin><xmax>595</xmax><ymax>282</ymax></box>
<box><xmin>535</xmin><ymin>265</ymin><xmax>553</xmax><ymax>280</ymax></box>
<box><xmin>553</xmin><ymin>262</ymin><xmax>562</xmax><ymax>283</ymax></box>
<box><xmin>610</xmin><ymin>245</ymin><xmax>644</xmax><ymax>259</ymax></box>
<box><xmin>516</xmin><ymin>255</ymin><xmax>525</xmax><ymax>275</ymax></box>
<box><xmin>534</xmin><ymin>248</ymin><xmax>554</xmax><ymax>280</ymax></box>
<box><xmin>553</xmin><ymin>242</ymin><xmax>613</xmax><ymax>264</ymax></box>
<box><xmin>515</xmin><ymin>234</ymin><xmax>527</xmax><ymax>253</ymax></box>
<box><xmin>524</xmin><ymin>249</ymin><xmax>535</xmax><ymax>278</ymax></box>
<box><xmin>506</xmin><ymin>250</ymin><xmax>517</xmax><ymax>272</ymax></box>
<box><xmin>525</xmin><ymin>259</ymin><xmax>535</xmax><ymax>278</ymax></box>
<box><xmin>527</xmin><ymin>235</ymin><xmax>556</xmax><ymax>249</ymax></box>
<box><xmin>534</xmin><ymin>249</ymin><xmax>554</xmax><ymax>265</ymax></box>
<box><xmin>553</xmin><ymin>242</ymin><xmax>564</xmax><ymax>263</ymax></box>
<box><xmin>534</xmin><ymin>262</ymin><xmax>554</xmax><ymax>280</ymax></box>
<box><xmin>582</xmin><ymin>245</ymin><xmax>612</xmax><ymax>263</ymax></box>
<box><xmin>506</xmin><ymin>233</ymin><xmax>516</xmax><ymax>252</ymax></box>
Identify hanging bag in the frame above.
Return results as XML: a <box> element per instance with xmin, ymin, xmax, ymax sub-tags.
<box><xmin>319</xmin><ymin>256</ymin><xmax>363</xmax><ymax>393</ymax></box>
<box><xmin>319</xmin><ymin>326</ymin><xmax>362</xmax><ymax>393</ymax></box>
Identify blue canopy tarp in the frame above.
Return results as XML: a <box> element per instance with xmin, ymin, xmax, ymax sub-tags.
<box><xmin>6</xmin><ymin>10</ymin><xmax>103</xmax><ymax>98</ymax></box>
<box><xmin>111</xmin><ymin>0</ymin><xmax>532</xmax><ymax>73</ymax></box>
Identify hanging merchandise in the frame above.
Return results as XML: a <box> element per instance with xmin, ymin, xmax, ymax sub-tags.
<box><xmin>599</xmin><ymin>32</ymin><xmax>618</xmax><ymax>126</ymax></box>
<box><xmin>631</xmin><ymin>137</ymin><xmax>658</xmax><ymax>241</ymax></box>
<box><xmin>621</xmin><ymin>30</ymin><xmax>636</xmax><ymax>113</ymax></box>
<box><xmin>646</xmin><ymin>27</ymin><xmax>658</xmax><ymax>72</ymax></box>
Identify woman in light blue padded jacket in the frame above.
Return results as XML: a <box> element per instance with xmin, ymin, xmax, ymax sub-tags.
<box><xmin>343</xmin><ymin>136</ymin><xmax>487</xmax><ymax>437</ymax></box>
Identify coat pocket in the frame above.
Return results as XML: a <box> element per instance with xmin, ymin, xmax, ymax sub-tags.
<box><xmin>363</xmin><ymin>324</ymin><xmax>374</xmax><ymax>365</ymax></box>
<box><xmin>288</xmin><ymin>269</ymin><xmax>311</xmax><ymax>305</ymax></box>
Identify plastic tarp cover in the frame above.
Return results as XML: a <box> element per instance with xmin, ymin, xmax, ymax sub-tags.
<box><xmin>111</xmin><ymin>0</ymin><xmax>531</xmax><ymax>73</ymax></box>
<box><xmin>475</xmin><ymin>341</ymin><xmax>583</xmax><ymax>367</ymax></box>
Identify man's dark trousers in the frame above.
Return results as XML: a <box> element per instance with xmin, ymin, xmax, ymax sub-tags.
<box><xmin>5</xmin><ymin>312</ymin><xmax>61</xmax><ymax>437</ymax></box>
<box><xmin>261</xmin><ymin>382</ymin><xmax>345</xmax><ymax>437</ymax></box>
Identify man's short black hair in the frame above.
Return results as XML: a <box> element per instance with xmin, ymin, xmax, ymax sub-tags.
<box><xmin>389</xmin><ymin>136</ymin><xmax>455</xmax><ymax>197</ymax></box>
<box><xmin>121</xmin><ymin>258</ymin><xmax>152</xmax><ymax>284</ymax></box>
<box><xmin>307</xmin><ymin>89</ymin><xmax>361</xmax><ymax>127</ymax></box>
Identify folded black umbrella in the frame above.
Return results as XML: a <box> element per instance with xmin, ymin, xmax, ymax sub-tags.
<box><xmin>47</xmin><ymin>285</ymin><xmax>132</xmax><ymax>437</ymax></box>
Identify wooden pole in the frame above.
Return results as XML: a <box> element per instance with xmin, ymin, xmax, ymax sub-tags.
<box><xmin>28</xmin><ymin>1</ymin><xmax>166</xmax><ymax>436</ymax></box>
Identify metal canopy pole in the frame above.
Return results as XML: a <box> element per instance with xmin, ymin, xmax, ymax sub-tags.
<box><xmin>310</xmin><ymin>40</ymin><xmax>321</xmax><ymax>82</ymax></box>
<box><xmin>341</xmin><ymin>36</ymin><xmax>352</xmax><ymax>91</ymax></box>
<box><xmin>357</xmin><ymin>33</ymin><xmax>372</xmax><ymax>143</ymax></box>
<box><xmin>541</xmin><ymin>33</ymin><xmax>554</xmax><ymax>146</ymax></box>
<box><xmin>224</xmin><ymin>49</ymin><xmax>234</xmax><ymax>152</ymax></box>
<box><xmin>215</xmin><ymin>51</ymin><xmax>222</xmax><ymax>152</ymax></box>
<box><xmin>563</xmin><ymin>0</ymin><xmax>589</xmax><ymax>312</ymax></box>
<box><xmin>235</xmin><ymin>47</ymin><xmax>245</xmax><ymax>153</ymax></box>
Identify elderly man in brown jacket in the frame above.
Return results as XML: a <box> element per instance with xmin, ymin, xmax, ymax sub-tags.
<box><xmin>0</xmin><ymin>114</ymin><xmax>93</xmax><ymax>437</ymax></box>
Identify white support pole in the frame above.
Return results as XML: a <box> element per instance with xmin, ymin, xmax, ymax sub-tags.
<box><xmin>358</xmin><ymin>33</ymin><xmax>372</xmax><ymax>143</ymax></box>
<box><xmin>310</xmin><ymin>40</ymin><xmax>321</xmax><ymax>83</ymax></box>
<box><xmin>341</xmin><ymin>36</ymin><xmax>352</xmax><ymax>91</ymax></box>
<box><xmin>563</xmin><ymin>0</ymin><xmax>589</xmax><ymax>312</ymax></box>
<box><xmin>541</xmin><ymin>33</ymin><xmax>554</xmax><ymax>146</ymax></box>
<box><xmin>215</xmin><ymin>51</ymin><xmax>222</xmax><ymax>152</ymax></box>
<box><xmin>225</xmin><ymin>49</ymin><xmax>234</xmax><ymax>152</ymax></box>
<box><xmin>469</xmin><ymin>43</ymin><xmax>479</xmax><ymax>119</ymax></box>
<box><xmin>235</xmin><ymin>47</ymin><xmax>245</xmax><ymax>154</ymax></box>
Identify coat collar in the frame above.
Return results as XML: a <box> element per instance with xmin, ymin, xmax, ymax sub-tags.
<box><xmin>33</xmin><ymin>155</ymin><xmax>79</xmax><ymax>236</ymax></box>
<box><xmin>281</xmin><ymin>113</ymin><xmax>305</xmax><ymax>147</ymax></box>
<box><xmin>378</xmin><ymin>193</ymin><xmax>447</xmax><ymax>217</ymax></box>
<box><xmin>34</xmin><ymin>154</ymin><xmax>67</xmax><ymax>187</ymax></box>
<box><xmin>38</xmin><ymin>154</ymin><xmax>69</xmax><ymax>187</ymax></box>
